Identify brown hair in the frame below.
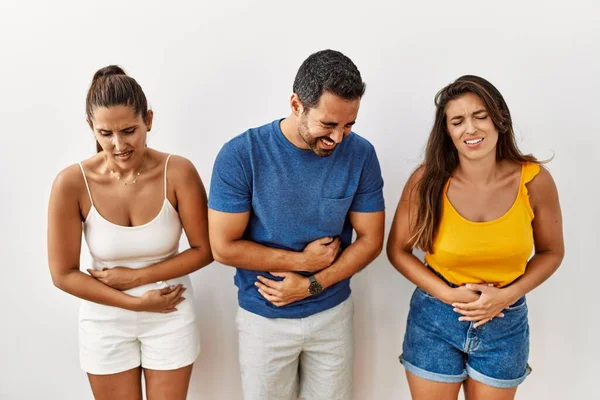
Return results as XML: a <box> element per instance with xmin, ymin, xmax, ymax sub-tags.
<box><xmin>410</xmin><ymin>75</ymin><xmax>538</xmax><ymax>253</ymax></box>
<box><xmin>85</xmin><ymin>65</ymin><xmax>148</xmax><ymax>152</ymax></box>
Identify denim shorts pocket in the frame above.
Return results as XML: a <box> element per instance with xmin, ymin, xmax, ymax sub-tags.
<box><xmin>318</xmin><ymin>196</ymin><xmax>353</xmax><ymax>234</ymax></box>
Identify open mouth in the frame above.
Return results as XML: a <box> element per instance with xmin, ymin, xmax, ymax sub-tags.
<box><xmin>464</xmin><ymin>138</ymin><xmax>484</xmax><ymax>145</ymax></box>
<box><xmin>114</xmin><ymin>150</ymin><xmax>133</xmax><ymax>159</ymax></box>
<box><xmin>320</xmin><ymin>137</ymin><xmax>336</xmax><ymax>149</ymax></box>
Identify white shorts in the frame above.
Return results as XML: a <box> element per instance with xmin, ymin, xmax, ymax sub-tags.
<box><xmin>78</xmin><ymin>282</ymin><xmax>200</xmax><ymax>375</ymax></box>
<box><xmin>236</xmin><ymin>296</ymin><xmax>354</xmax><ymax>400</ymax></box>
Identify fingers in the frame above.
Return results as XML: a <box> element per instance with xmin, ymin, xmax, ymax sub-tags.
<box><xmin>465</xmin><ymin>283</ymin><xmax>493</xmax><ymax>292</ymax></box>
<box><xmin>255</xmin><ymin>281</ymin><xmax>282</xmax><ymax>297</ymax></box>
<box><xmin>453</xmin><ymin>308</ymin><xmax>486</xmax><ymax>316</ymax></box>
<box><xmin>256</xmin><ymin>288</ymin><xmax>288</xmax><ymax>307</ymax></box>
<box><xmin>257</xmin><ymin>288</ymin><xmax>281</xmax><ymax>303</ymax></box>
<box><xmin>473</xmin><ymin>318</ymin><xmax>491</xmax><ymax>328</ymax></box>
<box><xmin>87</xmin><ymin>269</ymin><xmax>106</xmax><ymax>278</ymax></box>
<box><xmin>451</xmin><ymin>301</ymin><xmax>480</xmax><ymax>310</ymax></box>
<box><xmin>258</xmin><ymin>275</ymin><xmax>284</xmax><ymax>289</ymax></box>
<box><xmin>458</xmin><ymin>312</ymin><xmax>505</xmax><ymax>322</ymax></box>
<box><xmin>315</xmin><ymin>236</ymin><xmax>334</xmax><ymax>245</ymax></box>
<box><xmin>329</xmin><ymin>239</ymin><xmax>341</xmax><ymax>253</ymax></box>
<box><xmin>170</xmin><ymin>285</ymin><xmax>186</xmax><ymax>299</ymax></box>
<box><xmin>172</xmin><ymin>296</ymin><xmax>186</xmax><ymax>307</ymax></box>
<box><xmin>159</xmin><ymin>284</ymin><xmax>180</xmax><ymax>295</ymax></box>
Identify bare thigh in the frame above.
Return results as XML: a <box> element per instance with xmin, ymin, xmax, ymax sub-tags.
<box><xmin>406</xmin><ymin>371</ymin><xmax>462</xmax><ymax>400</ymax></box>
<box><xmin>144</xmin><ymin>363</ymin><xmax>194</xmax><ymax>400</ymax></box>
<box><xmin>464</xmin><ymin>377</ymin><xmax>518</xmax><ymax>400</ymax></box>
<box><xmin>87</xmin><ymin>367</ymin><xmax>142</xmax><ymax>400</ymax></box>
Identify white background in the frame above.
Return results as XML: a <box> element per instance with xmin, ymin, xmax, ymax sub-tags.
<box><xmin>1</xmin><ymin>1</ymin><xmax>598</xmax><ymax>399</ymax></box>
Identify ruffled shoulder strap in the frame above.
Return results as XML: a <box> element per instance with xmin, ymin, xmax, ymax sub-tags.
<box><xmin>521</xmin><ymin>162</ymin><xmax>540</xmax><ymax>218</ymax></box>
<box><xmin>522</xmin><ymin>162</ymin><xmax>541</xmax><ymax>185</ymax></box>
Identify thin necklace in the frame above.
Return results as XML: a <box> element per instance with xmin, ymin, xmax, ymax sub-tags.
<box><xmin>105</xmin><ymin>150</ymin><xmax>146</xmax><ymax>186</ymax></box>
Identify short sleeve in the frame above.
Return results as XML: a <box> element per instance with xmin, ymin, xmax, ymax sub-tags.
<box><xmin>208</xmin><ymin>142</ymin><xmax>252</xmax><ymax>213</ymax></box>
<box><xmin>350</xmin><ymin>146</ymin><xmax>385</xmax><ymax>212</ymax></box>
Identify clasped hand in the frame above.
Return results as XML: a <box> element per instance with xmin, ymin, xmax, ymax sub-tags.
<box><xmin>451</xmin><ymin>284</ymin><xmax>516</xmax><ymax>328</ymax></box>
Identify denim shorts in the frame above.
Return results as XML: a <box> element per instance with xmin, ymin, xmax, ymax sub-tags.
<box><xmin>400</xmin><ymin>269</ymin><xmax>531</xmax><ymax>388</ymax></box>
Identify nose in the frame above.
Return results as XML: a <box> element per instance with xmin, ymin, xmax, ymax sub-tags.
<box><xmin>112</xmin><ymin>133</ymin><xmax>126</xmax><ymax>152</ymax></box>
<box><xmin>464</xmin><ymin>118</ymin><xmax>477</xmax><ymax>135</ymax></box>
<box><xmin>330</xmin><ymin>128</ymin><xmax>344</xmax><ymax>144</ymax></box>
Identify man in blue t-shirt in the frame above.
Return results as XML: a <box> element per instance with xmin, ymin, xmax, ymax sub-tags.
<box><xmin>208</xmin><ymin>49</ymin><xmax>384</xmax><ymax>400</ymax></box>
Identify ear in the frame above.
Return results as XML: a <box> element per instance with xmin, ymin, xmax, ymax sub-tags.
<box><xmin>290</xmin><ymin>94</ymin><xmax>303</xmax><ymax>116</ymax></box>
<box><xmin>86</xmin><ymin>118</ymin><xmax>94</xmax><ymax>130</ymax></box>
<box><xmin>145</xmin><ymin>110</ymin><xmax>154</xmax><ymax>132</ymax></box>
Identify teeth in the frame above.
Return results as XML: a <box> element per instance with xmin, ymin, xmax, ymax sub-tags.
<box><xmin>321</xmin><ymin>138</ymin><xmax>334</xmax><ymax>146</ymax></box>
<box><xmin>465</xmin><ymin>138</ymin><xmax>483</xmax><ymax>145</ymax></box>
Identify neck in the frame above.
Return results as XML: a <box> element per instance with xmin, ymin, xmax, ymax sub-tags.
<box><xmin>104</xmin><ymin>150</ymin><xmax>146</xmax><ymax>179</ymax></box>
<box><xmin>455</xmin><ymin>154</ymin><xmax>499</xmax><ymax>185</ymax></box>
<box><xmin>280</xmin><ymin>115</ymin><xmax>309</xmax><ymax>149</ymax></box>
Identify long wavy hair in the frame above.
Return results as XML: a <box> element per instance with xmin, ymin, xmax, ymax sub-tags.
<box><xmin>410</xmin><ymin>75</ymin><xmax>538</xmax><ymax>253</ymax></box>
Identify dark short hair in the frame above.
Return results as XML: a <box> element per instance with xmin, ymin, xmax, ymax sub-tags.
<box><xmin>292</xmin><ymin>49</ymin><xmax>366</xmax><ymax>110</ymax></box>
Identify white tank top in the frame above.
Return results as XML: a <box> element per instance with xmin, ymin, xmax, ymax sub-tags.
<box><xmin>78</xmin><ymin>154</ymin><xmax>189</xmax><ymax>297</ymax></box>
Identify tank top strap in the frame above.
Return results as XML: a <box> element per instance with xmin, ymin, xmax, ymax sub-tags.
<box><xmin>522</xmin><ymin>162</ymin><xmax>541</xmax><ymax>186</ymax></box>
<box><xmin>164</xmin><ymin>154</ymin><xmax>173</xmax><ymax>199</ymax></box>
<box><xmin>521</xmin><ymin>162</ymin><xmax>540</xmax><ymax>218</ymax></box>
<box><xmin>78</xmin><ymin>162</ymin><xmax>94</xmax><ymax>207</ymax></box>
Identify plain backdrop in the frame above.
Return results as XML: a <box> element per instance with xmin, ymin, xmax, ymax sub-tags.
<box><xmin>1</xmin><ymin>0</ymin><xmax>598</xmax><ymax>399</ymax></box>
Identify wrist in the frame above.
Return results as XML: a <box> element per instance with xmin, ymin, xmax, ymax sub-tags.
<box><xmin>126</xmin><ymin>295</ymin><xmax>143</xmax><ymax>312</ymax></box>
<box><xmin>308</xmin><ymin>274</ymin><xmax>323</xmax><ymax>295</ymax></box>
<box><xmin>437</xmin><ymin>285</ymin><xmax>455</xmax><ymax>304</ymax></box>
<box><xmin>503</xmin><ymin>284</ymin><xmax>523</xmax><ymax>304</ymax></box>
<box><xmin>133</xmin><ymin>268</ymin><xmax>147</xmax><ymax>287</ymax></box>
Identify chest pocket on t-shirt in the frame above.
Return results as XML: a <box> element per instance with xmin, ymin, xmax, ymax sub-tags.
<box><xmin>318</xmin><ymin>196</ymin><xmax>353</xmax><ymax>235</ymax></box>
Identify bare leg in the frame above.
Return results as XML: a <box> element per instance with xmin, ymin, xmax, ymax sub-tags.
<box><xmin>87</xmin><ymin>366</ymin><xmax>142</xmax><ymax>400</ymax></box>
<box><xmin>144</xmin><ymin>363</ymin><xmax>194</xmax><ymax>400</ymax></box>
<box><xmin>406</xmin><ymin>370</ymin><xmax>462</xmax><ymax>400</ymax></box>
<box><xmin>463</xmin><ymin>377</ymin><xmax>518</xmax><ymax>400</ymax></box>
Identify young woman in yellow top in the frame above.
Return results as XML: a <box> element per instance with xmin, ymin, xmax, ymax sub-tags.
<box><xmin>387</xmin><ymin>75</ymin><xmax>564</xmax><ymax>400</ymax></box>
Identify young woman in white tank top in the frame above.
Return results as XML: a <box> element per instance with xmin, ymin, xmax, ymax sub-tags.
<box><xmin>47</xmin><ymin>65</ymin><xmax>213</xmax><ymax>400</ymax></box>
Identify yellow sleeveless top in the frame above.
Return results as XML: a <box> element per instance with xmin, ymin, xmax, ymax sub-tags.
<box><xmin>424</xmin><ymin>162</ymin><xmax>540</xmax><ymax>287</ymax></box>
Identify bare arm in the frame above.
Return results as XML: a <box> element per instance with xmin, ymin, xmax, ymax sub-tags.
<box><xmin>208</xmin><ymin>209</ymin><xmax>339</xmax><ymax>273</ymax></box>
<box><xmin>47</xmin><ymin>166</ymin><xmax>142</xmax><ymax>310</ymax></box>
<box><xmin>386</xmin><ymin>167</ymin><xmax>478</xmax><ymax>304</ymax></box>
<box><xmin>504</xmin><ymin>166</ymin><xmax>564</xmax><ymax>300</ymax></box>
<box><xmin>314</xmin><ymin>210</ymin><xmax>385</xmax><ymax>290</ymax></box>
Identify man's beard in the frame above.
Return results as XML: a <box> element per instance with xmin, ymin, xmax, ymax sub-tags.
<box><xmin>297</xmin><ymin>119</ymin><xmax>334</xmax><ymax>158</ymax></box>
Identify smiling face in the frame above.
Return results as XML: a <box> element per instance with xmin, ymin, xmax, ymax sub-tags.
<box><xmin>445</xmin><ymin>92</ymin><xmax>498</xmax><ymax>162</ymax></box>
<box><xmin>295</xmin><ymin>91</ymin><xmax>360</xmax><ymax>157</ymax></box>
<box><xmin>88</xmin><ymin>105</ymin><xmax>153</xmax><ymax>168</ymax></box>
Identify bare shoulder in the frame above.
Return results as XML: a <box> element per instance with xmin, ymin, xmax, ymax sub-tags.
<box><xmin>527</xmin><ymin>164</ymin><xmax>557</xmax><ymax>192</ymax></box>
<box><xmin>527</xmin><ymin>165</ymin><xmax>559</xmax><ymax>208</ymax></box>
<box><xmin>51</xmin><ymin>163</ymin><xmax>86</xmax><ymax>197</ymax></box>
<box><xmin>164</xmin><ymin>154</ymin><xmax>203</xmax><ymax>187</ymax></box>
<box><xmin>406</xmin><ymin>165</ymin><xmax>425</xmax><ymax>188</ymax></box>
<box><xmin>401</xmin><ymin>165</ymin><xmax>425</xmax><ymax>201</ymax></box>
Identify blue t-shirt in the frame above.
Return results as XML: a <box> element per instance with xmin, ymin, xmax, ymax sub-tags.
<box><xmin>208</xmin><ymin>119</ymin><xmax>384</xmax><ymax>318</ymax></box>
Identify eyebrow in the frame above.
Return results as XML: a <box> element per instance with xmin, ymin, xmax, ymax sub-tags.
<box><xmin>320</xmin><ymin>120</ymin><xmax>356</xmax><ymax>127</ymax></box>
<box><xmin>97</xmin><ymin>125</ymin><xmax>138</xmax><ymax>133</ymax></box>
<box><xmin>449</xmin><ymin>109</ymin><xmax>488</xmax><ymax>121</ymax></box>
